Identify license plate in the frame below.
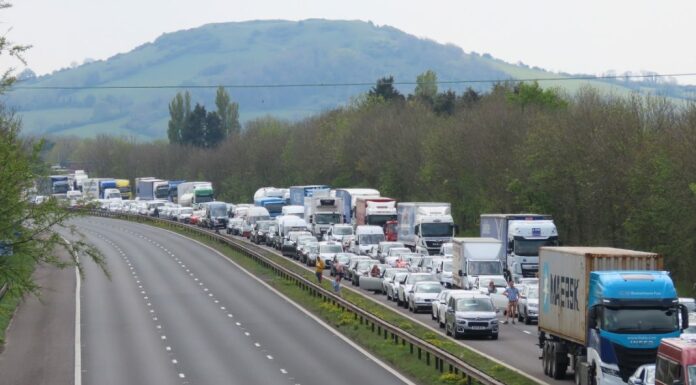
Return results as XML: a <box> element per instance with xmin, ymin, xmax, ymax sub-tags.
<box><xmin>470</xmin><ymin>326</ymin><xmax>486</xmax><ymax>330</ymax></box>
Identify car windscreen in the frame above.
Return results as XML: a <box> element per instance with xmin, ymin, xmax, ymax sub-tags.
<box><xmin>359</xmin><ymin>233</ymin><xmax>385</xmax><ymax>245</ymax></box>
<box><xmin>320</xmin><ymin>245</ymin><xmax>343</xmax><ymax>253</ymax></box>
<box><xmin>333</xmin><ymin>227</ymin><xmax>353</xmax><ymax>235</ymax></box>
<box><xmin>415</xmin><ymin>283</ymin><xmax>442</xmax><ymax>293</ymax></box>
<box><xmin>408</xmin><ymin>274</ymin><xmax>436</xmax><ymax>284</ymax></box>
<box><xmin>442</xmin><ymin>261</ymin><xmax>452</xmax><ymax>271</ymax></box>
<box><xmin>456</xmin><ymin>298</ymin><xmax>494</xmax><ymax>312</ymax></box>
<box><xmin>356</xmin><ymin>261</ymin><xmax>374</xmax><ymax>270</ymax></box>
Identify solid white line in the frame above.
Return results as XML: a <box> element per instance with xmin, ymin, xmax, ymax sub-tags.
<box><xmin>69</xmin><ymin>237</ymin><xmax>82</xmax><ymax>385</ymax></box>
<box><xmin>523</xmin><ymin>330</ymin><xmax>531</xmax><ymax>334</ymax></box>
<box><xmin>157</xmin><ymin>227</ymin><xmax>418</xmax><ymax>385</ymax></box>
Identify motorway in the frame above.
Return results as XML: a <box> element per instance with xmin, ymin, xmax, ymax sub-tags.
<box><xmin>66</xmin><ymin>216</ymin><xmax>411</xmax><ymax>385</ymax></box>
<box><xmin>222</xmin><ymin>229</ymin><xmax>567</xmax><ymax>385</ymax></box>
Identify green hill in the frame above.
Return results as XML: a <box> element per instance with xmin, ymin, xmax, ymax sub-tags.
<box><xmin>4</xmin><ymin>19</ymin><xmax>694</xmax><ymax>139</ymax></box>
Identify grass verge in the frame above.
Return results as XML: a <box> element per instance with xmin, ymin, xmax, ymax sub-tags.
<box><xmin>145</xmin><ymin>219</ymin><xmax>539</xmax><ymax>385</ymax></box>
<box><xmin>0</xmin><ymin>253</ymin><xmax>37</xmax><ymax>347</ymax></box>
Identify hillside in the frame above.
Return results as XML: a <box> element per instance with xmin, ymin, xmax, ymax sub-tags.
<box><xmin>4</xmin><ymin>19</ymin><xmax>693</xmax><ymax>139</ymax></box>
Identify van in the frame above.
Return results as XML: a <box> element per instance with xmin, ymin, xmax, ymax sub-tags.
<box><xmin>655</xmin><ymin>337</ymin><xmax>696</xmax><ymax>385</ymax></box>
<box><xmin>351</xmin><ymin>225</ymin><xmax>385</xmax><ymax>255</ymax></box>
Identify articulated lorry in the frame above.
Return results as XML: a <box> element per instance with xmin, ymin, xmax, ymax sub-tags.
<box><xmin>167</xmin><ymin>180</ymin><xmax>185</xmax><ymax>203</ymax></box>
<box><xmin>354</xmin><ymin>197</ymin><xmax>397</xmax><ymax>228</ymax></box>
<box><xmin>334</xmin><ymin>188</ymin><xmax>380</xmax><ymax>224</ymax></box>
<box><xmin>255</xmin><ymin>196</ymin><xmax>286</xmax><ymax>218</ymax></box>
<box><xmin>135</xmin><ymin>177</ymin><xmax>157</xmax><ymax>200</ymax></box>
<box><xmin>538</xmin><ymin>247</ymin><xmax>688</xmax><ymax>385</ymax></box>
<box><xmin>304</xmin><ymin>194</ymin><xmax>343</xmax><ymax>237</ymax></box>
<box><xmin>288</xmin><ymin>185</ymin><xmax>330</xmax><ymax>206</ymax></box>
<box><xmin>480</xmin><ymin>214</ymin><xmax>558</xmax><ymax>282</ymax></box>
<box><xmin>37</xmin><ymin>175</ymin><xmax>71</xmax><ymax>198</ymax></box>
<box><xmin>98</xmin><ymin>179</ymin><xmax>117</xmax><ymax>199</ymax></box>
<box><xmin>115</xmin><ymin>179</ymin><xmax>131</xmax><ymax>200</ymax></box>
<box><xmin>177</xmin><ymin>181</ymin><xmax>214</xmax><ymax>207</ymax></box>
<box><xmin>451</xmin><ymin>237</ymin><xmax>505</xmax><ymax>290</ymax></box>
<box><xmin>397</xmin><ymin>202</ymin><xmax>456</xmax><ymax>255</ymax></box>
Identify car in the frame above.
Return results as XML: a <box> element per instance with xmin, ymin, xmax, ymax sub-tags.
<box><xmin>344</xmin><ymin>255</ymin><xmax>372</xmax><ymax>283</ymax></box>
<box><xmin>330</xmin><ymin>253</ymin><xmax>356</xmax><ymax>277</ymax></box>
<box><xmin>281</xmin><ymin>230</ymin><xmax>312</xmax><ymax>257</ymax></box>
<box><xmin>300</xmin><ymin>242</ymin><xmax>320</xmax><ymax>266</ymax></box>
<box><xmin>397</xmin><ymin>272</ymin><xmax>438</xmax><ymax>308</ymax></box>
<box><xmin>359</xmin><ymin>264</ymin><xmax>389</xmax><ymax>292</ymax></box>
<box><xmin>628</xmin><ymin>363</ymin><xmax>655</xmax><ymax>385</ymax></box>
<box><xmin>296</xmin><ymin>235</ymin><xmax>319</xmax><ymax>262</ymax></box>
<box><xmin>316</xmin><ymin>241</ymin><xmax>343</xmax><ymax>268</ymax></box>
<box><xmin>175</xmin><ymin>207</ymin><xmax>194</xmax><ymax>223</ymax></box>
<box><xmin>227</xmin><ymin>217</ymin><xmax>244</xmax><ymax>235</ymax></box>
<box><xmin>385</xmin><ymin>272</ymin><xmax>409</xmax><ymax>302</ymax></box>
<box><xmin>266</xmin><ymin>225</ymin><xmax>279</xmax><ymax>247</ymax></box>
<box><xmin>380</xmin><ymin>268</ymin><xmax>408</xmax><ymax>295</ymax></box>
<box><xmin>444</xmin><ymin>292</ymin><xmax>499</xmax><ymax>340</ymax></box>
<box><xmin>477</xmin><ymin>277</ymin><xmax>510</xmax><ymax>313</ymax></box>
<box><xmin>438</xmin><ymin>242</ymin><xmax>453</xmax><ymax>258</ymax></box>
<box><xmin>341</xmin><ymin>235</ymin><xmax>354</xmax><ymax>251</ymax></box>
<box><xmin>419</xmin><ymin>256</ymin><xmax>444</xmax><ymax>274</ymax></box>
<box><xmin>323</xmin><ymin>224</ymin><xmax>354</xmax><ymax>243</ymax></box>
<box><xmin>407</xmin><ymin>281</ymin><xmax>442</xmax><ymax>313</ymax></box>
<box><xmin>370</xmin><ymin>241</ymin><xmax>405</xmax><ymax>262</ymax></box>
<box><xmin>432</xmin><ymin>289</ymin><xmax>467</xmax><ymax>328</ymax></box>
<box><xmin>384</xmin><ymin>247</ymin><xmax>412</xmax><ymax>267</ymax></box>
<box><xmin>435</xmin><ymin>259</ymin><xmax>454</xmax><ymax>288</ymax></box>
<box><xmin>517</xmin><ymin>283</ymin><xmax>539</xmax><ymax>324</ymax></box>
<box><xmin>289</xmin><ymin>233</ymin><xmax>316</xmax><ymax>260</ymax></box>
<box><xmin>350</xmin><ymin>259</ymin><xmax>377</xmax><ymax>286</ymax></box>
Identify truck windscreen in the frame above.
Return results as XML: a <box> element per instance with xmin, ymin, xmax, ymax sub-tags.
<box><xmin>155</xmin><ymin>188</ymin><xmax>169</xmax><ymax>199</ymax></box>
<box><xmin>196</xmin><ymin>195</ymin><xmax>214</xmax><ymax>203</ymax></box>
<box><xmin>421</xmin><ymin>223</ymin><xmax>453</xmax><ymax>237</ymax></box>
<box><xmin>315</xmin><ymin>213</ymin><xmax>341</xmax><ymax>224</ymax></box>
<box><xmin>468</xmin><ymin>261</ymin><xmax>503</xmax><ymax>276</ymax></box>
<box><xmin>211</xmin><ymin>207</ymin><xmax>227</xmax><ymax>217</ymax></box>
<box><xmin>602</xmin><ymin>307</ymin><xmax>678</xmax><ymax>334</ymax></box>
<box><xmin>265</xmin><ymin>203</ymin><xmax>284</xmax><ymax>214</ymax></box>
<box><xmin>514</xmin><ymin>237</ymin><xmax>559</xmax><ymax>256</ymax></box>
<box><xmin>367</xmin><ymin>214</ymin><xmax>397</xmax><ymax>227</ymax></box>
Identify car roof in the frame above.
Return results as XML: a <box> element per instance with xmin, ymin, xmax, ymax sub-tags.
<box><xmin>450</xmin><ymin>291</ymin><xmax>489</xmax><ymax>299</ymax></box>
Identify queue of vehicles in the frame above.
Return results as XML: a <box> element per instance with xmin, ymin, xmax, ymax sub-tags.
<box><xmin>39</xmin><ymin>173</ymin><xmax>696</xmax><ymax>385</ymax></box>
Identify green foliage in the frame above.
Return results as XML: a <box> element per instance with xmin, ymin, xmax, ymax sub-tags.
<box><xmin>506</xmin><ymin>81</ymin><xmax>567</xmax><ymax>109</ymax></box>
<box><xmin>56</xmin><ymin>83</ymin><xmax>696</xmax><ymax>293</ymax></box>
<box><xmin>414</xmin><ymin>70</ymin><xmax>438</xmax><ymax>104</ymax></box>
<box><xmin>215</xmin><ymin>86</ymin><xmax>241</xmax><ymax>137</ymax></box>
<box><xmin>368</xmin><ymin>76</ymin><xmax>404</xmax><ymax>103</ymax></box>
<box><xmin>167</xmin><ymin>91</ymin><xmax>190</xmax><ymax>144</ymax></box>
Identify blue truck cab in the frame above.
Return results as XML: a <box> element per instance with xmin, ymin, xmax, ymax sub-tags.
<box><xmin>586</xmin><ymin>271</ymin><xmax>685</xmax><ymax>384</ymax></box>
<box><xmin>254</xmin><ymin>196</ymin><xmax>286</xmax><ymax>218</ymax></box>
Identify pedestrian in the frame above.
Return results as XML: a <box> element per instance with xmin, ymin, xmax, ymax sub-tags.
<box><xmin>333</xmin><ymin>259</ymin><xmax>344</xmax><ymax>293</ymax></box>
<box><xmin>487</xmin><ymin>280</ymin><xmax>496</xmax><ymax>295</ymax></box>
<box><xmin>315</xmin><ymin>256</ymin><xmax>325</xmax><ymax>283</ymax></box>
<box><xmin>370</xmin><ymin>264</ymin><xmax>381</xmax><ymax>277</ymax></box>
<box><xmin>503</xmin><ymin>280</ymin><xmax>523</xmax><ymax>324</ymax></box>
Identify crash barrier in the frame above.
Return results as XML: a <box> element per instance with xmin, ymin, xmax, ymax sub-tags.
<box><xmin>90</xmin><ymin>210</ymin><xmax>509</xmax><ymax>385</ymax></box>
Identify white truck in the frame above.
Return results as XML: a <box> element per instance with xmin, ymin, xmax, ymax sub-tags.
<box><xmin>351</xmin><ymin>225</ymin><xmax>386</xmax><ymax>256</ymax></box>
<box><xmin>480</xmin><ymin>214</ymin><xmax>558</xmax><ymax>282</ymax></box>
<box><xmin>281</xmin><ymin>205</ymin><xmax>304</xmax><ymax>219</ymax></box>
<box><xmin>304</xmin><ymin>193</ymin><xmax>343</xmax><ymax>237</ymax></box>
<box><xmin>397</xmin><ymin>202</ymin><xmax>456</xmax><ymax>255</ymax></box>
<box><xmin>451</xmin><ymin>237</ymin><xmax>505</xmax><ymax>290</ymax></box>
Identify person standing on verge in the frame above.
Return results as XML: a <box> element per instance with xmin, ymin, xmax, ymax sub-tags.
<box><xmin>315</xmin><ymin>256</ymin><xmax>325</xmax><ymax>283</ymax></box>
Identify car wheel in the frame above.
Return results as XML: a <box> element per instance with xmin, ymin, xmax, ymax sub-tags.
<box><xmin>445</xmin><ymin>322</ymin><xmax>451</xmax><ymax>336</ymax></box>
<box><xmin>518</xmin><ymin>309</ymin><xmax>524</xmax><ymax>322</ymax></box>
<box><xmin>431</xmin><ymin>310</ymin><xmax>437</xmax><ymax>320</ymax></box>
<box><xmin>524</xmin><ymin>311</ymin><xmax>532</xmax><ymax>325</ymax></box>
<box><xmin>408</xmin><ymin>301</ymin><xmax>413</xmax><ymax>312</ymax></box>
<box><xmin>439</xmin><ymin>318</ymin><xmax>445</xmax><ymax>329</ymax></box>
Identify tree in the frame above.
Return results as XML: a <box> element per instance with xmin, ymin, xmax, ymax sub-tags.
<box><xmin>205</xmin><ymin>110</ymin><xmax>224</xmax><ymax>147</ymax></box>
<box><xmin>0</xmin><ymin>1</ymin><xmax>105</xmax><ymax>299</ymax></box>
<box><xmin>368</xmin><ymin>76</ymin><xmax>404</xmax><ymax>102</ymax></box>
<box><xmin>414</xmin><ymin>70</ymin><xmax>438</xmax><ymax>105</ymax></box>
<box><xmin>182</xmin><ymin>103</ymin><xmax>207</xmax><ymax>147</ymax></box>
<box><xmin>506</xmin><ymin>81</ymin><xmax>567</xmax><ymax>109</ymax></box>
<box><xmin>167</xmin><ymin>91</ymin><xmax>191</xmax><ymax>144</ymax></box>
<box><xmin>215</xmin><ymin>86</ymin><xmax>241</xmax><ymax>136</ymax></box>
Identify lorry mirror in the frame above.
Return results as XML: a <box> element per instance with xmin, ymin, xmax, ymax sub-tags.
<box><xmin>680</xmin><ymin>305</ymin><xmax>689</xmax><ymax>330</ymax></box>
<box><xmin>588</xmin><ymin>306</ymin><xmax>597</xmax><ymax>329</ymax></box>
<box><xmin>507</xmin><ymin>240</ymin><xmax>513</xmax><ymax>253</ymax></box>
<box><xmin>458</xmin><ymin>270</ymin><xmax>463</xmax><ymax>277</ymax></box>
<box><xmin>454</xmin><ymin>224</ymin><xmax>460</xmax><ymax>235</ymax></box>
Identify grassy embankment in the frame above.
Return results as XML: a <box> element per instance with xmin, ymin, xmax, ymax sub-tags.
<box><xmin>0</xmin><ymin>253</ymin><xmax>36</xmax><ymax>347</ymax></box>
<box><xmin>148</xmin><ymin>220</ymin><xmax>539</xmax><ymax>385</ymax></box>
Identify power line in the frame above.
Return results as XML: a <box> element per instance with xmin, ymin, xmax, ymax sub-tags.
<box><xmin>10</xmin><ymin>72</ymin><xmax>696</xmax><ymax>91</ymax></box>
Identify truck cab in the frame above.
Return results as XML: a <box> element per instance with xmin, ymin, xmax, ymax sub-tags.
<box><xmin>304</xmin><ymin>195</ymin><xmax>342</xmax><ymax>238</ymax></box>
<box><xmin>352</xmin><ymin>225</ymin><xmax>386</xmax><ymax>256</ymax></box>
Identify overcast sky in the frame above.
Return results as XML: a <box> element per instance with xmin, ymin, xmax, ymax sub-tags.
<box><xmin>3</xmin><ymin>0</ymin><xmax>696</xmax><ymax>83</ymax></box>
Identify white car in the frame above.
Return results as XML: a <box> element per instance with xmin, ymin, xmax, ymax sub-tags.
<box><xmin>407</xmin><ymin>281</ymin><xmax>442</xmax><ymax>313</ymax></box>
<box><xmin>432</xmin><ymin>289</ymin><xmax>467</xmax><ymax>328</ymax></box>
<box><xmin>628</xmin><ymin>364</ymin><xmax>655</xmax><ymax>385</ymax></box>
<box><xmin>517</xmin><ymin>284</ymin><xmax>539</xmax><ymax>324</ymax></box>
<box><xmin>478</xmin><ymin>277</ymin><xmax>511</xmax><ymax>313</ymax></box>
<box><xmin>436</xmin><ymin>259</ymin><xmax>454</xmax><ymax>288</ymax></box>
<box><xmin>385</xmin><ymin>272</ymin><xmax>409</xmax><ymax>302</ymax></box>
<box><xmin>397</xmin><ymin>272</ymin><xmax>437</xmax><ymax>308</ymax></box>
<box><xmin>323</xmin><ymin>224</ymin><xmax>354</xmax><ymax>243</ymax></box>
<box><xmin>176</xmin><ymin>207</ymin><xmax>194</xmax><ymax>223</ymax></box>
<box><xmin>380</xmin><ymin>268</ymin><xmax>408</xmax><ymax>295</ymax></box>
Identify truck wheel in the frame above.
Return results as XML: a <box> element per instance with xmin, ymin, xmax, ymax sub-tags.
<box><xmin>542</xmin><ymin>344</ymin><xmax>550</xmax><ymax>376</ymax></box>
<box><xmin>549</xmin><ymin>344</ymin><xmax>557</xmax><ymax>379</ymax></box>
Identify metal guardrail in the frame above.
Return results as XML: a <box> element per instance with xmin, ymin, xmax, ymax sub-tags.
<box><xmin>0</xmin><ymin>283</ymin><xmax>7</xmax><ymax>302</ymax></box>
<box><xmin>90</xmin><ymin>210</ymin><xmax>511</xmax><ymax>385</ymax></box>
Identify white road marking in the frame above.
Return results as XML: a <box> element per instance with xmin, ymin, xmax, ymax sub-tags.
<box><xmin>266</xmin><ymin>355</ymin><xmax>273</xmax><ymax>360</ymax></box>
<box><xmin>172</xmin><ymin>359</ymin><xmax>178</xmax><ymax>364</ymax></box>
<box><xmin>227</xmin><ymin>314</ymin><xmax>233</xmax><ymax>318</ymax></box>
<box><xmin>220</xmin><ymin>306</ymin><xmax>226</xmax><ymax>310</ymax></box>
<box><xmin>254</xmin><ymin>342</ymin><xmax>261</xmax><ymax>347</ymax></box>
<box><xmin>236</xmin><ymin>322</ymin><xmax>241</xmax><ymax>326</ymax></box>
<box><xmin>166</xmin><ymin>346</ymin><xmax>172</xmax><ymax>351</ymax></box>
<box><xmin>280</xmin><ymin>369</ymin><xmax>288</xmax><ymax>374</ymax></box>
<box><xmin>244</xmin><ymin>332</ymin><xmax>250</xmax><ymax>336</ymax></box>
<box><xmin>179</xmin><ymin>373</ymin><xmax>185</xmax><ymax>379</ymax></box>
<box><xmin>66</xmin><ymin>237</ymin><xmax>82</xmax><ymax>385</ymax></box>
<box><xmin>523</xmin><ymin>330</ymin><xmax>531</xmax><ymax>334</ymax></box>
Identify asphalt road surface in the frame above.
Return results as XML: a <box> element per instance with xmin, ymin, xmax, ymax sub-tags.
<box><xmin>229</xmin><ymin>231</ymin><xmax>565</xmax><ymax>385</ymax></box>
<box><xmin>69</xmin><ymin>217</ymin><xmax>411</xmax><ymax>385</ymax></box>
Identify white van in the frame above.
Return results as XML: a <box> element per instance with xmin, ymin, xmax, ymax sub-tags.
<box><xmin>351</xmin><ymin>225</ymin><xmax>385</xmax><ymax>256</ymax></box>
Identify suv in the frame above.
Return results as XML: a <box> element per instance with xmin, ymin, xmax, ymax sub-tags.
<box><xmin>444</xmin><ymin>292</ymin><xmax>499</xmax><ymax>340</ymax></box>
<box><xmin>250</xmin><ymin>220</ymin><xmax>274</xmax><ymax>244</ymax></box>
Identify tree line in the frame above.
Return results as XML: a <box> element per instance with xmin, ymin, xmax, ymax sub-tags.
<box><xmin>44</xmin><ymin>76</ymin><xmax>696</xmax><ymax>293</ymax></box>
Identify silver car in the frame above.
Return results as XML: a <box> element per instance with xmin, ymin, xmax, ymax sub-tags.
<box><xmin>407</xmin><ymin>281</ymin><xmax>442</xmax><ymax>313</ymax></box>
<box><xmin>380</xmin><ymin>268</ymin><xmax>408</xmax><ymax>295</ymax></box>
<box><xmin>432</xmin><ymin>289</ymin><xmax>466</xmax><ymax>328</ymax></box>
<box><xmin>397</xmin><ymin>272</ymin><xmax>437</xmax><ymax>307</ymax></box>
<box><xmin>386</xmin><ymin>272</ymin><xmax>409</xmax><ymax>302</ymax></box>
<box><xmin>444</xmin><ymin>292</ymin><xmax>499</xmax><ymax>340</ymax></box>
